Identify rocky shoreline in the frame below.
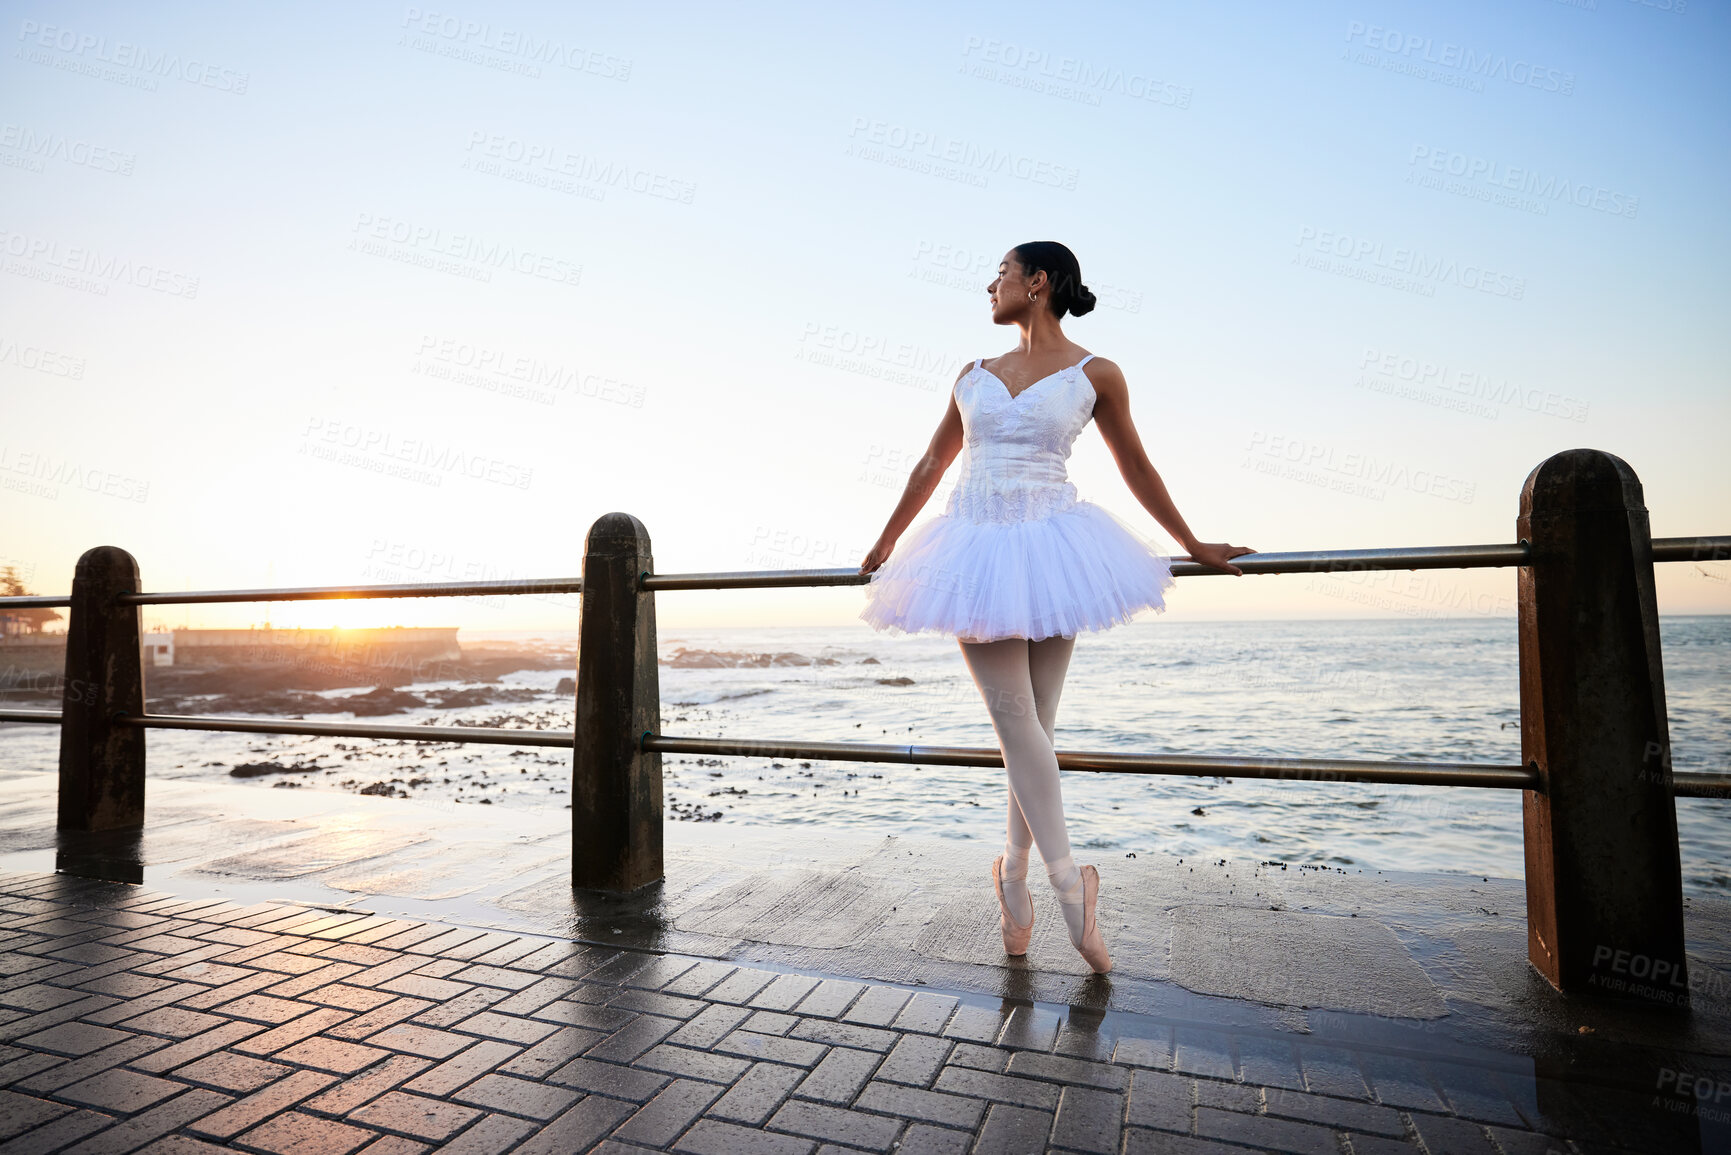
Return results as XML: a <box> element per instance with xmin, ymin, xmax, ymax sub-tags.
<box><xmin>1</xmin><ymin>643</ymin><xmax>573</xmax><ymax>715</ymax></box>
<box><xmin>2</xmin><ymin>643</ymin><xmax>911</xmax><ymax>717</ymax></box>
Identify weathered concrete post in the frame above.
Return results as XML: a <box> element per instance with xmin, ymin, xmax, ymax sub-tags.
<box><xmin>1518</xmin><ymin>450</ymin><xmax>1688</xmax><ymax>1006</ymax></box>
<box><xmin>572</xmin><ymin>513</ymin><xmax>662</xmax><ymax>891</ymax></box>
<box><xmin>57</xmin><ymin>546</ymin><xmax>146</xmax><ymax>832</ymax></box>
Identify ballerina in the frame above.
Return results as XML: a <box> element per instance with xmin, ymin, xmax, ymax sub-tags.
<box><xmin>858</xmin><ymin>241</ymin><xmax>1252</xmax><ymax>973</ymax></box>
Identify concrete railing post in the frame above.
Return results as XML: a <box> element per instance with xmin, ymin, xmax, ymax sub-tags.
<box><xmin>572</xmin><ymin>513</ymin><xmax>662</xmax><ymax>891</ymax></box>
<box><xmin>1518</xmin><ymin>450</ymin><xmax>1688</xmax><ymax>1006</ymax></box>
<box><xmin>57</xmin><ymin>546</ymin><xmax>146</xmax><ymax>832</ymax></box>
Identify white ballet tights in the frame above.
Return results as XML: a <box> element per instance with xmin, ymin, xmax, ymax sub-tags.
<box><xmin>958</xmin><ymin>635</ymin><xmax>1087</xmax><ymax>946</ymax></box>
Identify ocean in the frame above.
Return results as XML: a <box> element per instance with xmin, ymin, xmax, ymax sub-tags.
<box><xmin>2</xmin><ymin>617</ymin><xmax>1725</xmax><ymax>893</ymax></box>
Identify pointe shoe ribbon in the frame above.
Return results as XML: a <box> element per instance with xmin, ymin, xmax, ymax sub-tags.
<box><xmin>991</xmin><ymin>855</ymin><xmax>1033</xmax><ymax>957</ymax></box>
<box><xmin>1077</xmin><ymin>865</ymin><xmax>1112</xmax><ymax>973</ymax></box>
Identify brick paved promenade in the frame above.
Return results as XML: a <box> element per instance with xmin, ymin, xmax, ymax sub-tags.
<box><xmin>0</xmin><ymin>871</ymin><xmax>1716</xmax><ymax>1154</ymax></box>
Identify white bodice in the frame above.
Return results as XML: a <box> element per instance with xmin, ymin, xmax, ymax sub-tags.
<box><xmin>944</xmin><ymin>355</ymin><xmax>1097</xmax><ymax>524</ymax></box>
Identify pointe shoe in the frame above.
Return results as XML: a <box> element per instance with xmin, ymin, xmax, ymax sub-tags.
<box><xmin>1075</xmin><ymin>865</ymin><xmax>1112</xmax><ymax>974</ymax></box>
<box><xmin>992</xmin><ymin>855</ymin><xmax>1033</xmax><ymax>956</ymax></box>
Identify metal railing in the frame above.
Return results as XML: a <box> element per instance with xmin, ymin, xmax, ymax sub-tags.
<box><xmin>3</xmin><ymin>536</ymin><xmax>1726</xmax><ymax>795</ymax></box>
<box><xmin>1</xmin><ymin>449</ymin><xmax>1727</xmax><ymax>1002</ymax></box>
<box><xmin>4</xmin><ymin>536</ymin><xmax>1723</xmax><ymax>610</ymax></box>
<box><xmin>12</xmin><ymin>710</ymin><xmax>1728</xmax><ymax>796</ymax></box>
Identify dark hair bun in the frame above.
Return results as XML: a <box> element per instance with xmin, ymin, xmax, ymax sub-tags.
<box><xmin>1011</xmin><ymin>241</ymin><xmax>1095</xmax><ymax>320</ymax></box>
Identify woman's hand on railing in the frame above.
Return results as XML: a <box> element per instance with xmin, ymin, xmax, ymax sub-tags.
<box><xmin>859</xmin><ymin>536</ymin><xmax>895</xmax><ymax>575</ymax></box>
<box><xmin>1186</xmin><ymin>541</ymin><xmax>1256</xmax><ymax>576</ymax></box>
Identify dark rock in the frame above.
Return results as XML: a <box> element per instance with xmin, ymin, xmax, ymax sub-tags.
<box><xmin>138</xmin><ymin>644</ymin><xmax>575</xmax><ymax>716</ymax></box>
<box><xmin>339</xmin><ymin>686</ymin><xmax>428</xmax><ymax>716</ymax></box>
<box><xmin>230</xmin><ymin>761</ymin><xmax>319</xmax><ymax>778</ymax></box>
<box><xmin>426</xmin><ymin>686</ymin><xmax>543</xmax><ymax>709</ymax></box>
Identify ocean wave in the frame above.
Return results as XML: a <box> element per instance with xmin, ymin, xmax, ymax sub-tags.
<box><xmin>663</xmin><ymin>647</ymin><xmax>843</xmax><ymax>668</ymax></box>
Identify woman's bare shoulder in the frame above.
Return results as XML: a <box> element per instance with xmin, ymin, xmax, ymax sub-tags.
<box><xmin>1080</xmin><ymin>355</ymin><xmax>1129</xmax><ymax>395</ymax></box>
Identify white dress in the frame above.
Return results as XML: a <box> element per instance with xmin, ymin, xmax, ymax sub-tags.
<box><xmin>860</xmin><ymin>354</ymin><xmax>1176</xmax><ymax>642</ymax></box>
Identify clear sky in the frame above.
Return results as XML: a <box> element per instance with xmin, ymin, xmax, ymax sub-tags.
<box><xmin>3</xmin><ymin>0</ymin><xmax>1726</xmax><ymax>632</ymax></box>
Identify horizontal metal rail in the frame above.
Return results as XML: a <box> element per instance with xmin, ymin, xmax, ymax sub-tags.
<box><xmin>1652</xmin><ymin>536</ymin><xmax>1731</xmax><ymax>563</ymax></box>
<box><xmin>1681</xmin><ymin>773</ymin><xmax>1731</xmax><ymax>799</ymax></box>
<box><xmin>642</xmin><ymin>733</ymin><xmax>1538</xmax><ymax>789</ymax></box>
<box><xmin>125</xmin><ymin>713</ymin><xmax>575</xmax><ymax>748</ymax></box>
<box><xmin>643</xmin><ymin>543</ymin><xmax>1536</xmax><ymax>589</ymax></box>
<box><xmin>0</xmin><ymin>710</ymin><xmax>571</xmax><ymax>747</ymax></box>
<box><xmin>0</xmin><ymin>537</ymin><xmax>1721</xmax><ymax>608</ymax></box>
<box><xmin>0</xmin><ymin>711</ymin><xmax>61</xmax><ymax>724</ymax></box>
<box><xmin>3</xmin><ymin>709</ymin><xmax>1726</xmax><ymax>795</ymax></box>
<box><xmin>118</xmin><ymin>577</ymin><xmax>584</xmax><ymax>607</ymax></box>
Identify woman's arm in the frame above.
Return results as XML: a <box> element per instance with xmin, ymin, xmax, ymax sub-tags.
<box><xmin>1086</xmin><ymin>358</ymin><xmax>1255</xmax><ymax>575</ymax></box>
<box><xmin>858</xmin><ymin>366</ymin><xmax>968</xmax><ymax>574</ymax></box>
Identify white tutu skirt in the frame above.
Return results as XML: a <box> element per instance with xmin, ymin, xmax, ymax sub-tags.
<box><xmin>860</xmin><ymin>501</ymin><xmax>1176</xmax><ymax>642</ymax></box>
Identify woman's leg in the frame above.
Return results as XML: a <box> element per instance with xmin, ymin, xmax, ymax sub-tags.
<box><xmin>1000</xmin><ymin>796</ymin><xmax>1035</xmax><ymax>927</ymax></box>
<box><xmin>1028</xmin><ymin>634</ymin><xmax>1075</xmax><ymax>741</ymax></box>
<box><xmin>1001</xmin><ymin>634</ymin><xmax>1078</xmax><ymax>920</ymax></box>
<box><xmin>959</xmin><ymin>635</ymin><xmax>1087</xmax><ymax>944</ymax></box>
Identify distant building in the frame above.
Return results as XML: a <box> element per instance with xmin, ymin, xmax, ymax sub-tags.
<box><xmin>0</xmin><ymin>626</ymin><xmax>461</xmax><ymax>677</ymax></box>
<box><xmin>143</xmin><ymin>631</ymin><xmax>174</xmax><ymax>667</ymax></box>
<box><xmin>169</xmin><ymin>627</ymin><xmax>461</xmax><ymax>671</ymax></box>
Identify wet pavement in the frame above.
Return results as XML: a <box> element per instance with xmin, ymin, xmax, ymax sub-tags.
<box><xmin>0</xmin><ymin>766</ymin><xmax>1728</xmax><ymax>1152</ymax></box>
